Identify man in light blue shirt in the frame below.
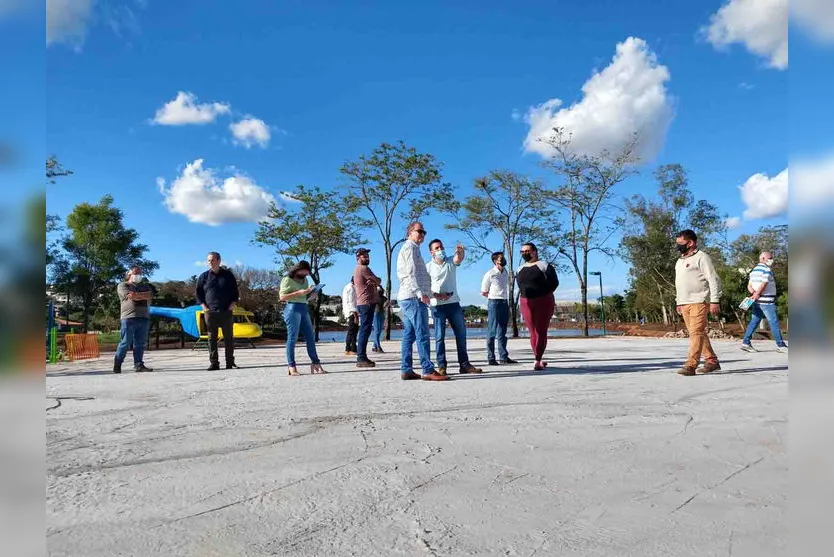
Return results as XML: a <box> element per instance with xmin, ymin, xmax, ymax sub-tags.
<box><xmin>741</xmin><ymin>251</ymin><xmax>788</xmax><ymax>353</ymax></box>
<box><xmin>426</xmin><ymin>239</ymin><xmax>483</xmax><ymax>375</ymax></box>
<box><xmin>396</xmin><ymin>222</ymin><xmax>448</xmax><ymax>381</ymax></box>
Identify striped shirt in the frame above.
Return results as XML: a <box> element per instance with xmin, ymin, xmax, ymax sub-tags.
<box><xmin>748</xmin><ymin>263</ymin><xmax>777</xmax><ymax>304</ymax></box>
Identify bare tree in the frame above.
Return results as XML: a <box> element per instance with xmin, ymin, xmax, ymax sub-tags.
<box><xmin>443</xmin><ymin>170</ymin><xmax>558</xmax><ymax>337</ymax></box>
<box><xmin>541</xmin><ymin>127</ymin><xmax>639</xmax><ymax>336</ymax></box>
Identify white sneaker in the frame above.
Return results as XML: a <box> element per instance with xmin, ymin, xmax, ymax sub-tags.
<box><xmin>776</xmin><ymin>345</ymin><xmax>788</xmax><ymax>353</ymax></box>
<box><xmin>740</xmin><ymin>343</ymin><xmax>757</xmax><ymax>353</ymax></box>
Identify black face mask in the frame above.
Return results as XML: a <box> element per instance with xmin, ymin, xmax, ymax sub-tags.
<box><xmin>497</xmin><ymin>259</ymin><xmax>506</xmax><ymax>267</ymax></box>
<box><xmin>521</xmin><ymin>253</ymin><xmax>533</xmax><ymax>262</ymax></box>
<box><xmin>676</xmin><ymin>243</ymin><xmax>689</xmax><ymax>254</ymax></box>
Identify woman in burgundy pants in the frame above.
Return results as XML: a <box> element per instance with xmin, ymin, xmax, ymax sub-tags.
<box><xmin>516</xmin><ymin>243</ymin><xmax>559</xmax><ymax>370</ymax></box>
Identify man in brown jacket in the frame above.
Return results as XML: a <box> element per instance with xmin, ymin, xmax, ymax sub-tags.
<box><xmin>674</xmin><ymin>229</ymin><xmax>722</xmax><ymax>376</ymax></box>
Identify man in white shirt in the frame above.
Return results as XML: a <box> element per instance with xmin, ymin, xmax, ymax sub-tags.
<box><xmin>341</xmin><ymin>277</ymin><xmax>358</xmax><ymax>355</ymax></box>
<box><xmin>481</xmin><ymin>251</ymin><xmax>517</xmax><ymax>366</ymax></box>
<box><xmin>426</xmin><ymin>239</ymin><xmax>482</xmax><ymax>375</ymax></box>
<box><xmin>396</xmin><ymin>222</ymin><xmax>448</xmax><ymax>381</ymax></box>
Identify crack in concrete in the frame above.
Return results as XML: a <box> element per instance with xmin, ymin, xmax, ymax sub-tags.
<box><xmin>672</xmin><ymin>457</ymin><xmax>765</xmax><ymax>513</ymax></box>
<box><xmin>50</xmin><ymin>424</ymin><xmax>327</xmax><ymax>477</ymax></box>
<box><xmin>46</xmin><ymin>396</ymin><xmax>95</xmax><ymax>411</ymax></box>
<box><xmin>163</xmin><ymin>455</ymin><xmax>370</xmax><ymax>525</ymax></box>
<box><xmin>410</xmin><ymin>466</ymin><xmax>458</xmax><ymax>493</ymax></box>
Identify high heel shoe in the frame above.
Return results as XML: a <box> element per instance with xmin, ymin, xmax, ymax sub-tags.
<box><xmin>311</xmin><ymin>363</ymin><xmax>327</xmax><ymax>374</ymax></box>
<box><xmin>288</xmin><ymin>366</ymin><xmax>300</xmax><ymax>376</ymax></box>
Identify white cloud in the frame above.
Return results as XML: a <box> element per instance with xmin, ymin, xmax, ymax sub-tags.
<box><xmin>739</xmin><ymin>168</ymin><xmax>788</xmax><ymax>219</ymax></box>
<box><xmin>152</xmin><ymin>91</ymin><xmax>231</xmax><ymax>126</ymax></box>
<box><xmin>230</xmin><ymin>117</ymin><xmax>271</xmax><ymax>148</ymax></box>
<box><xmin>793</xmin><ymin>0</ymin><xmax>834</xmax><ymax>43</ymax></box>
<box><xmin>157</xmin><ymin>159</ymin><xmax>275</xmax><ymax>226</ymax></box>
<box><xmin>726</xmin><ymin>216</ymin><xmax>742</xmax><ymax>229</ymax></box>
<box><xmin>522</xmin><ymin>37</ymin><xmax>673</xmax><ymax>161</ymax></box>
<box><xmin>194</xmin><ymin>260</ymin><xmax>206</xmax><ymax>267</ymax></box>
<box><xmin>46</xmin><ymin>0</ymin><xmax>94</xmax><ymax>49</ymax></box>
<box><xmin>702</xmin><ymin>0</ymin><xmax>788</xmax><ymax>70</ymax></box>
<box><xmin>510</xmin><ymin>109</ymin><xmax>522</xmax><ymax>122</ymax></box>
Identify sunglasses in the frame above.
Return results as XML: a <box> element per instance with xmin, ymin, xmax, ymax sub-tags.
<box><xmin>414</xmin><ymin>229</ymin><xmax>427</xmax><ymax>235</ymax></box>
<box><xmin>520</xmin><ymin>250</ymin><xmax>532</xmax><ymax>255</ymax></box>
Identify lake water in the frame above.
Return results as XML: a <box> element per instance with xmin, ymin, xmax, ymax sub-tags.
<box><xmin>315</xmin><ymin>327</ymin><xmax>606</xmax><ymax>343</ymax></box>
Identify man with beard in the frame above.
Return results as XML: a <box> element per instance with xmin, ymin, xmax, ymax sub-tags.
<box><xmin>353</xmin><ymin>248</ymin><xmax>381</xmax><ymax>368</ymax></box>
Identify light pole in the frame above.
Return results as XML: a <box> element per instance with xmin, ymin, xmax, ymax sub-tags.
<box><xmin>589</xmin><ymin>271</ymin><xmax>605</xmax><ymax>335</ymax></box>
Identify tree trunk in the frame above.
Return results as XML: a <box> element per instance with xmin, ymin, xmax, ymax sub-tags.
<box><xmin>660</xmin><ymin>302</ymin><xmax>669</xmax><ymax>326</ymax></box>
<box><xmin>580</xmin><ymin>252</ymin><xmax>589</xmax><ymax>337</ymax></box>
<box><xmin>384</xmin><ymin>243</ymin><xmax>393</xmax><ymax>341</ymax></box>
<box><xmin>510</xmin><ymin>289</ymin><xmax>519</xmax><ymax>338</ymax></box>
<box><xmin>507</xmin><ymin>244</ymin><xmax>519</xmax><ymax>338</ymax></box>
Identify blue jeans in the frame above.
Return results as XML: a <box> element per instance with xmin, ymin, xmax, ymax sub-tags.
<box><xmin>115</xmin><ymin>317</ymin><xmax>150</xmax><ymax>367</ymax></box>
<box><xmin>743</xmin><ymin>302</ymin><xmax>786</xmax><ymax>346</ymax></box>
<box><xmin>399</xmin><ymin>298</ymin><xmax>434</xmax><ymax>375</ymax></box>
<box><xmin>432</xmin><ymin>302</ymin><xmax>470</xmax><ymax>369</ymax></box>
<box><xmin>487</xmin><ymin>299</ymin><xmax>509</xmax><ymax>362</ymax></box>
<box><xmin>356</xmin><ymin>304</ymin><xmax>375</xmax><ymax>360</ymax></box>
<box><xmin>283</xmin><ymin>303</ymin><xmax>320</xmax><ymax>366</ymax></box>
<box><xmin>372</xmin><ymin>309</ymin><xmax>384</xmax><ymax>349</ymax></box>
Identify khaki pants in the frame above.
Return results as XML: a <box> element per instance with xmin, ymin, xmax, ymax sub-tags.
<box><xmin>680</xmin><ymin>303</ymin><xmax>718</xmax><ymax>369</ymax></box>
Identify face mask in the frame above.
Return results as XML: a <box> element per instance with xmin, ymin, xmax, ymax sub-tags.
<box><xmin>765</xmin><ymin>259</ymin><xmax>774</xmax><ymax>266</ymax></box>
<box><xmin>435</xmin><ymin>249</ymin><xmax>447</xmax><ymax>262</ymax></box>
<box><xmin>129</xmin><ymin>274</ymin><xmax>142</xmax><ymax>284</ymax></box>
<box><xmin>497</xmin><ymin>259</ymin><xmax>506</xmax><ymax>268</ymax></box>
<box><xmin>675</xmin><ymin>243</ymin><xmax>689</xmax><ymax>254</ymax></box>
<box><xmin>521</xmin><ymin>253</ymin><xmax>533</xmax><ymax>262</ymax></box>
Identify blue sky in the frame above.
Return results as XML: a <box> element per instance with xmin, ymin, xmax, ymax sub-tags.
<box><xmin>31</xmin><ymin>0</ymin><xmax>798</xmax><ymax>305</ymax></box>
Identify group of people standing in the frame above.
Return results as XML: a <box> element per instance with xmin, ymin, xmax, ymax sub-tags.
<box><xmin>390</xmin><ymin>221</ymin><xmax>560</xmax><ymax>381</ymax></box>
<box><xmin>111</xmin><ymin>227</ymin><xmax>786</xmax><ymax>378</ymax></box>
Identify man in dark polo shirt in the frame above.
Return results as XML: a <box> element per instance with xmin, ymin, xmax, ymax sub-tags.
<box><xmin>353</xmin><ymin>248</ymin><xmax>381</xmax><ymax>368</ymax></box>
<box><xmin>114</xmin><ymin>266</ymin><xmax>155</xmax><ymax>373</ymax></box>
<box><xmin>195</xmin><ymin>251</ymin><xmax>240</xmax><ymax>371</ymax></box>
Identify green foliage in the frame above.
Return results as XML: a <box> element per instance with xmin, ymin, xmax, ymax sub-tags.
<box><xmin>620</xmin><ymin>164</ymin><xmax>726</xmax><ymax>324</ymax></box>
<box><xmin>50</xmin><ymin>194</ymin><xmax>158</xmax><ymax>331</ymax></box>
<box><xmin>340</xmin><ymin>141</ymin><xmax>452</xmax><ymax>339</ymax></box>
<box><xmin>253</xmin><ymin>184</ymin><xmax>364</xmax><ymax>339</ymax></box>
<box><xmin>461</xmin><ymin>305</ymin><xmax>488</xmax><ymax>321</ymax></box>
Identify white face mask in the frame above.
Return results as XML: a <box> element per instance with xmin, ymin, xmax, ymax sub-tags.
<box><xmin>765</xmin><ymin>259</ymin><xmax>774</xmax><ymax>267</ymax></box>
<box><xmin>129</xmin><ymin>274</ymin><xmax>143</xmax><ymax>284</ymax></box>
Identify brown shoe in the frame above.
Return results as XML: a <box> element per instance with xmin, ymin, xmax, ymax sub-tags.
<box><xmin>436</xmin><ymin>367</ymin><xmax>447</xmax><ymax>376</ymax></box>
<box><xmin>697</xmin><ymin>362</ymin><xmax>721</xmax><ymax>374</ymax></box>
<box><xmin>422</xmin><ymin>372</ymin><xmax>450</xmax><ymax>381</ymax></box>
<box><xmin>460</xmin><ymin>363</ymin><xmax>483</xmax><ymax>374</ymax></box>
<box><xmin>345</xmin><ymin>350</ymin><xmax>356</xmax><ymax>356</ymax></box>
<box><xmin>401</xmin><ymin>371</ymin><xmax>421</xmax><ymax>380</ymax></box>
<box><xmin>677</xmin><ymin>366</ymin><xmax>696</xmax><ymax>376</ymax></box>
<box><xmin>356</xmin><ymin>360</ymin><xmax>376</xmax><ymax>368</ymax></box>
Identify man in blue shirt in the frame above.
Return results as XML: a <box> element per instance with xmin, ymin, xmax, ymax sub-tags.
<box><xmin>741</xmin><ymin>251</ymin><xmax>788</xmax><ymax>353</ymax></box>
